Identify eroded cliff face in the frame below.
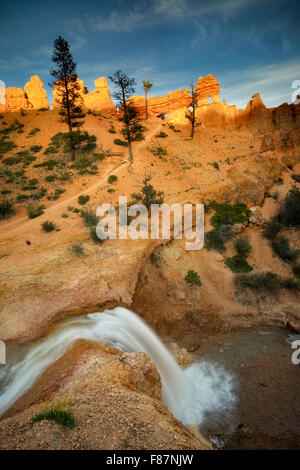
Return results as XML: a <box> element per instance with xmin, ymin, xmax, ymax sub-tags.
<box><xmin>0</xmin><ymin>344</ymin><xmax>211</xmax><ymax>450</ymax></box>
<box><xmin>128</xmin><ymin>74</ymin><xmax>221</xmax><ymax>117</ymax></box>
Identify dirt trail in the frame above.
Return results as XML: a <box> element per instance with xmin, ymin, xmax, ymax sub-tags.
<box><xmin>0</xmin><ymin>122</ymin><xmax>162</xmax><ymax>236</ymax></box>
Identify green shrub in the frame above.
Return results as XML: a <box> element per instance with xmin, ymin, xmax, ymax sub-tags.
<box><xmin>275</xmin><ymin>177</ymin><xmax>284</xmax><ymax>185</ymax></box>
<box><xmin>28</xmin><ymin>128</ymin><xmax>40</xmax><ymax>136</ymax></box>
<box><xmin>45</xmin><ymin>174</ymin><xmax>56</xmax><ymax>182</ymax></box>
<box><xmin>44</xmin><ymin>146</ymin><xmax>58</xmax><ymax>155</ymax></box>
<box><xmin>26</xmin><ymin>203</ymin><xmax>45</xmax><ymax>219</ymax></box>
<box><xmin>114</xmin><ymin>138</ymin><xmax>128</xmax><ymax>146</ymax></box>
<box><xmin>271</xmin><ymin>237</ymin><xmax>299</xmax><ymax>263</ymax></box>
<box><xmin>47</xmin><ymin>188</ymin><xmax>65</xmax><ymax>201</ymax></box>
<box><xmin>234</xmin><ymin>237</ymin><xmax>252</xmax><ymax>258</ymax></box>
<box><xmin>89</xmin><ymin>225</ymin><xmax>103</xmax><ymax>244</ymax></box>
<box><xmin>263</xmin><ymin>216</ymin><xmax>282</xmax><ymax>240</ymax></box>
<box><xmin>42</xmin><ymin>221</ymin><xmax>56</xmax><ymax>232</ymax></box>
<box><xmin>184</xmin><ymin>270</ymin><xmax>201</xmax><ymax>287</ymax></box>
<box><xmin>279</xmin><ymin>187</ymin><xmax>300</xmax><ymax>227</ymax></box>
<box><xmin>108</xmin><ymin>175</ymin><xmax>118</xmax><ymax>184</ymax></box>
<box><xmin>151</xmin><ymin>146</ymin><xmax>167</xmax><ymax>157</ymax></box>
<box><xmin>130</xmin><ymin>175</ymin><xmax>164</xmax><ymax>210</ymax></box>
<box><xmin>209</xmin><ymin>201</ymin><xmax>251</xmax><ymax>229</ymax></box>
<box><xmin>30</xmin><ymin>145</ymin><xmax>42</xmax><ymax>153</ymax></box>
<box><xmin>236</xmin><ymin>272</ymin><xmax>281</xmax><ymax>291</ymax></box>
<box><xmin>70</xmin><ymin>243</ymin><xmax>85</xmax><ymax>256</ymax></box>
<box><xmin>108</xmin><ymin>126</ymin><xmax>117</xmax><ymax>134</ymax></box>
<box><xmin>0</xmin><ymin>136</ymin><xmax>17</xmax><ymax>155</ymax></box>
<box><xmin>78</xmin><ymin>195</ymin><xmax>90</xmax><ymax>205</ymax></box>
<box><xmin>35</xmin><ymin>159</ymin><xmax>65</xmax><ymax>171</ymax></box>
<box><xmin>155</xmin><ymin>131</ymin><xmax>168</xmax><ymax>138</ymax></box>
<box><xmin>205</xmin><ymin>230</ymin><xmax>225</xmax><ymax>252</ymax></box>
<box><xmin>94</xmin><ymin>153</ymin><xmax>105</xmax><ymax>161</ymax></box>
<box><xmin>80</xmin><ymin>207</ymin><xmax>98</xmax><ymax>227</ymax></box>
<box><xmin>218</xmin><ymin>224</ymin><xmax>234</xmax><ymax>243</ymax></box>
<box><xmin>211</xmin><ymin>162</ymin><xmax>219</xmax><ymax>170</ymax></box>
<box><xmin>292</xmin><ymin>264</ymin><xmax>300</xmax><ymax>278</ymax></box>
<box><xmin>291</xmin><ymin>174</ymin><xmax>300</xmax><ymax>183</ymax></box>
<box><xmin>0</xmin><ymin>119</ymin><xmax>24</xmax><ymax>135</ymax></box>
<box><xmin>225</xmin><ymin>255</ymin><xmax>253</xmax><ymax>273</ymax></box>
<box><xmin>0</xmin><ymin>199</ymin><xmax>14</xmax><ymax>220</ymax></box>
<box><xmin>31</xmin><ymin>398</ymin><xmax>75</xmax><ymax>428</ymax></box>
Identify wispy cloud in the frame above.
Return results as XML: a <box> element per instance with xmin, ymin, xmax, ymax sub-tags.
<box><xmin>221</xmin><ymin>59</ymin><xmax>300</xmax><ymax>108</ymax></box>
<box><xmin>86</xmin><ymin>0</ymin><xmax>257</xmax><ymax>34</ymax></box>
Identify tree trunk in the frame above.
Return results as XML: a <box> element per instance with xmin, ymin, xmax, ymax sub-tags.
<box><xmin>145</xmin><ymin>90</ymin><xmax>148</xmax><ymax>121</ymax></box>
<box><xmin>128</xmin><ymin>142</ymin><xmax>133</xmax><ymax>162</ymax></box>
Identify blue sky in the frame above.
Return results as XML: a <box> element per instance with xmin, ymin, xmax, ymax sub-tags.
<box><xmin>1</xmin><ymin>0</ymin><xmax>300</xmax><ymax>109</ymax></box>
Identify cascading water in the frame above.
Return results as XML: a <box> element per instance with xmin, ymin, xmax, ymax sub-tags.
<box><xmin>0</xmin><ymin>307</ymin><xmax>237</xmax><ymax>431</ymax></box>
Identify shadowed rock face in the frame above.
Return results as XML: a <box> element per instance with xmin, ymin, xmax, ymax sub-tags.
<box><xmin>52</xmin><ymin>76</ymin><xmax>116</xmax><ymax>115</ymax></box>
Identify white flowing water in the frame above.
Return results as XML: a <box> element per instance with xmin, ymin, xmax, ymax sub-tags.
<box><xmin>0</xmin><ymin>307</ymin><xmax>237</xmax><ymax>430</ymax></box>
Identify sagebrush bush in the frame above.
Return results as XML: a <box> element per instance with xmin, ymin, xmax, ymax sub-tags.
<box><xmin>114</xmin><ymin>138</ymin><xmax>128</xmax><ymax>146</ymax></box>
<box><xmin>292</xmin><ymin>264</ymin><xmax>300</xmax><ymax>278</ymax></box>
<box><xmin>26</xmin><ymin>203</ymin><xmax>45</xmax><ymax>219</ymax></box>
<box><xmin>42</xmin><ymin>221</ymin><xmax>56</xmax><ymax>232</ymax></box>
<box><xmin>263</xmin><ymin>216</ymin><xmax>282</xmax><ymax>240</ymax></box>
<box><xmin>0</xmin><ymin>199</ymin><xmax>14</xmax><ymax>220</ymax></box>
<box><xmin>235</xmin><ymin>271</ymin><xmax>299</xmax><ymax>291</ymax></box>
<box><xmin>108</xmin><ymin>175</ymin><xmax>118</xmax><ymax>184</ymax></box>
<box><xmin>80</xmin><ymin>207</ymin><xmax>98</xmax><ymax>227</ymax></box>
<box><xmin>271</xmin><ymin>236</ymin><xmax>299</xmax><ymax>263</ymax></box>
<box><xmin>155</xmin><ymin>131</ymin><xmax>168</xmax><ymax>138</ymax></box>
<box><xmin>205</xmin><ymin>230</ymin><xmax>225</xmax><ymax>252</ymax></box>
<box><xmin>279</xmin><ymin>187</ymin><xmax>300</xmax><ymax>227</ymax></box>
<box><xmin>234</xmin><ymin>237</ymin><xmax>252</xmax><ymax>258</ymax></box>
<box><xmin>225</xmin><ymin>255</ymin><xmax>253</xmax><ymax>273</ymax></box>
<box><xmin>218</xmin><ymin>224</ymin><xmax>234</xmax><ymax>242</ymax></box>
<box><xmin>78</xmin><ymin>195</ymin><xmax>90</xmax><ymax>205</ymax></box>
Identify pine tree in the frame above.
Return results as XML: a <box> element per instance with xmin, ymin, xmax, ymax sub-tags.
<box><xmin>142</xmin><ymin>80</ymin><xmax>153</xmax><ymax>120</ymax></box>
<box><xmin>185</xmin><ymin>82</ymin><xmax>200</xmax><ymax>139</ymax></box>
<box><xmin>50</xmin><ymin>35</ymin><xmax>85</xmax><ymax>160</ymax></box>
<box><xmin>109</xmin><ymin>70</ymin><xmax>145</xmax><ymax>164</ymax></box>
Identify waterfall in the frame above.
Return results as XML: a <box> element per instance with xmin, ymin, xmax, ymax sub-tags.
<box><xmin>0</xmin><ymin>307</ymin><xmax>237</xmax><ymax>429</ymax></box>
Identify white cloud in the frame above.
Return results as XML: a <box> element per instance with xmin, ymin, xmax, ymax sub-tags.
<box><xmin>220</xmin><ymin>59</ymin><xmax>300</xmax><ymax>108</ymax></box>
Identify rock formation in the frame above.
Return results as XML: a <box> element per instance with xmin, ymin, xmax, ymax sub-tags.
<box><xmin>0</xmin><ymin>344</ymin><xmax>211</xmax><ymax>450</ymax></box>
<box><xmin>242</xmin><ymin>93</ymin><xmax>274</xmax><ymax>133</ymax></box>
<box><xmin>83</xmin><ymin>77</ymin><xmax>116</xmax><ymax>114</ymax></box>
<box><xmin>128</xmin><ymin>89</ymin><xmax>191</xmax><ymax>117</ymax></box>
<box><xmin>3</xmin><ymin>87</ymin><xmax>31</xmax><ymax>112</ymax></box>
<box><xmin>52</xmin><ymin>76</ymin><xmax>116</xmax><ymax>115</ymax></box>
<box><xmin>24</xmin><ymin>76</ymin><xmax>49</xmax><ymax>110</ymax></box>
<box><xmin>195</xmin><ymin>74</ymin><xmax>220</xmax><ymax>105</ymax></box>
<box><xmin>0</xmin><ymin>76</ymin><xmax>49</xmax><ymax>113</ymax></box>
